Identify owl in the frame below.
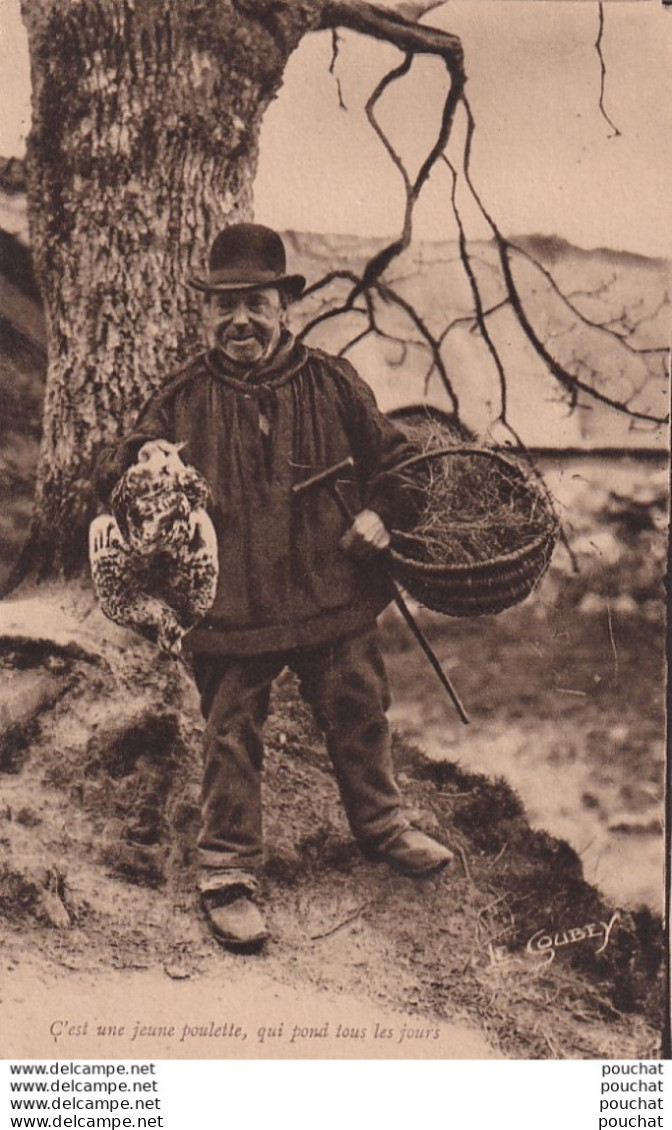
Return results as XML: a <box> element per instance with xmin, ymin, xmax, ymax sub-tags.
<box><xmin>89</xmin><ymin>440</ymin><xmax>219</xmax><ymax>656</ymax></box>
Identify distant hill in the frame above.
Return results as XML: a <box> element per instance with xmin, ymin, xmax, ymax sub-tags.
<box><xmin>512</xmin><ymin>232</ymin><xmax>668</xmax><ymax>271</ymax></box>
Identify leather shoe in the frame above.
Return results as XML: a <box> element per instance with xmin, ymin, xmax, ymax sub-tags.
<box><xmin>367</xmin><ymin>829</ymin><xmax>454</xmax><ymax>876</ymax></box>
<box><xmin>201</xmin><ymin>886</ymin><xmax>269</xmax><ymax>951</ymax></box>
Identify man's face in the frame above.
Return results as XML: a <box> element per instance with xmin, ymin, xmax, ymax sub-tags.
<box><xmin>202</xmin><ymin>286</ymin><xmax>286</xmax><ymax>366</ymax></box>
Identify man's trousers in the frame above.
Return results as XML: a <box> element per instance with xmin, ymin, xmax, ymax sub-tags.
<box><xmin>192</xmin><ymin>628</ymin><xmax>409</xmax><ymax>892</ymax></box>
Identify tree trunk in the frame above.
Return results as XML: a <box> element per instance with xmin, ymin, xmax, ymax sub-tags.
<box><xmin>19</xmin><ymin>0</ymin><xmax>320</xmax><ymax>575</ymax></box>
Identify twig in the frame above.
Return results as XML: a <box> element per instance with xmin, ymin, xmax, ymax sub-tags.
<box><xmin>477</xmin><ymin>894</ymin><xmax>514</xmax><ymax>943</ymax></box>
<box><xmin>300</xmin><ymin>13</ymin><xmax>464</xmax><ymax>410</ymax></box>
<box><xmin>595</xmin><ymin>3</ymin><xmax>622</xmax><ymax>138</ymax></box>
<box><xmin>478</xmin><ymin>893</ymin><xmax>510</xmax><ymax>921</ymax></box>
<box><xmin>540</xmin><ymin>1027</ymin><xmax>564</xmax><ymax>1059</ymax></box>
<box><xmin>487</xmin><ymin>842</ymin><xmax>508</xmax><ymax>871</ymax></box>
<box><xmin>300</xmin><ymin>270</ymin><xmax>459</xmax><ymax>409</ymax></box>
<box><xmin>309</xmin><ymin>901</ymin><xmax>371</xmax><ymax>941</ymax></box>
<box><xmin>577</xmin><ymin>835</ymin><xmax>597</xmax><ymax>857</ymax></box>
<box><xmin>376</xmin><ymin>280</ymin><xmax>459</xmax><ymax>408</ymax></box>
<box><xmin>507</xmin><ymin>242</ymin><xmax>666</xmax><ymax>359</ymax></box>
<box><xmin>438</xmin><ymin>299</ymin><xmax>511</xmax><ymax>347</ymax></box>
<box><xmin>329</xmin><ymin>29</ymin><xmax>348</xmax><ymax>110</ymax></box>
<box><xmin>453</xmin><ymin>842</ymin><xmax>473</xmax><ymax>884</ymax></box>
<box><xmin>605</xmin><ymin>598</ymin><xmax>619</xmax><ymax>686</ymax></box>
<box><xmin>553</xmin><ymin>974</ymin><xmax>627</xmax><ymax>1021</ymax></box>
<box><xmin>443</xmin><ymin>152</ymin><xmax>509</xmax><ymax>423</ymax></box>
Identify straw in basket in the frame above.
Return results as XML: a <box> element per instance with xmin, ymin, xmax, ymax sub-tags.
<box><xmin>388</xmin><ymin>441</ymin><xmax>560</xmax><ymax>618</ymax></box>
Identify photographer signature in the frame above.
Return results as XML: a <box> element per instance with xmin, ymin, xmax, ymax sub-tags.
<box><xmin>488</xmin><ymin>910</ymin><xmax>621</xmax><ymax>967</ymax></box>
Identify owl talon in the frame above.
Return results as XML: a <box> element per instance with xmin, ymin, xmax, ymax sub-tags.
<box><xmin>188</xmin><ymin>511</ymin><xmax>205</xmax><ymax>552</ymax></box>
<box><xmin>189</xmin><ymin>508</ymin><xmax>218</xmax><ymax>559</ymax></box>
<box><xmin>89</xmin><ymin>515</ymin><xmax>124</xmax><ymax>559</ymax></box>
<box><xmin>158</xmin><ymin>625</ymin><xmax>184</xmax><ymax>657</ymax></box>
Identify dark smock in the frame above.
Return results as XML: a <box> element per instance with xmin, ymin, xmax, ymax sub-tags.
<box><xmin>95</xmin><ymin>336</ymin><xmax>419</xmax><ymax>655</ymax></box>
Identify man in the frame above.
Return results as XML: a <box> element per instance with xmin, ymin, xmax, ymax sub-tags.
<box><xmin>96</xmin><ymin>223</ymin><xmax>453</xmax><ymax>951</ymax></box>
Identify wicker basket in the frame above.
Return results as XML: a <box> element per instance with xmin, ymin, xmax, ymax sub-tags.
<box><xmin>389</xmin><ymin>446</ymin><xmax>559</xmax><ymax>617</ymax></box>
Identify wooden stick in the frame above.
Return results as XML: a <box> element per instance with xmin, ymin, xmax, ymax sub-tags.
<box><xmin>293</xmin><ymin>460</ymin><xmax>470</xmax><ymax>724</ymax></box>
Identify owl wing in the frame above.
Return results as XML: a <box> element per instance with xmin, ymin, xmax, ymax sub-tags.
<box><xmin>176</xmin><ymin>465</ymin><xmax>212</xmax><ymax>510</ymax></box>
<box><xmin>89</xmin><ymin>515</ymin><xmax>136</xmax><ymax>622</ymax></box>
<box><xmin>164</xmin><ymin>509</ymin><xmax>219</xmax><ymax>624</ymax></box>
<box><xmin>89</xmin><ymin>514</ymin><xmax>185</xmax><ymax>654</ymax></box>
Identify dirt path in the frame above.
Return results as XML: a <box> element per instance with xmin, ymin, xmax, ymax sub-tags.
<box><xmin>1</xmin><ymin>951</ymin><xmax>495</xmax><ymax>1060</ymax></box>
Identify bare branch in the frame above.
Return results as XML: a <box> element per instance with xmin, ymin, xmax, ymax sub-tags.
<box><xmin>317</xmin><ymin>1</ymin><xmax>465</xmax><ymax>289</ymax></box>
<box><xmin>329</xmin><ymin>29</ymin><xmax>348</xmax><ymax>109</ymax></box>
<box><xmin>318</xmin><ymin>0</ymin><xmax>465</xmax><ymax>78</ymax></box>
<box><xmin>604</xmin><ymin>293</ymin><xmax>670</xmax><ymax>343</ymax></box>
<box><xmin>300</xmin><ymin>267</ymin><xmax>459</xmax><ymax>409</ymax></box>
<box><xmin>596</xmin><ymin>2</ymin><xmax>622</xmax><ymax>138</ymax></box>
<box><xmin>437</xmin><ymin>300</ymin><xmax>511</xmax><ymax>347</ymax></box>
<box><xmin>386</xmin><ymin>253</ymin><xmax>500</xmax><ymax>289</ymax></box>
<box><xmin>358</xmin><ymin>50</ymin><xmax>463</xmax><ymax>288</ymax></box>
<box><xmin>338</xmin><ymin>326</ymin><xmax>375</xmax><ymax>357</ymax></box>
<box><xmin>394</xmin><ymin>2</ymin><xmax>446</xmax><ymax>20</ymax></box>
<box><xmin>376</xmin><ymin>278</ymin><xmax>459</xmax><ymax>408</ymax></box>
<box><xmin>304</xmin><ymin>2</ymin><xmax>663</xmax><ymax>440</ymax></box>
<box><xmin>365</xmin><ymin>55</ymin><xmax>414</xmax><ymax>194</ymax></box>
<box><xmin>443</xmin><ymin>153</ymin><xmax>510</xmax><ymax>423</ymax></box>
<box><xmin>455</xmin><ymin>95</ymin><xmax>667</xmax><ymax>426</ymax></box>
<box><xmin>500</xmin><ymin>244</ymin><xmax>665</xmax><ymax>423</ymax></box>
<box><xmin>299</xmin><ymin>28</ymin><xmax>465</xmax><ymax>411</ymax></box>
<box><xmin>507</xmin><ymin>242</ymin><xmax>667</xmax><ymax>359</ymax></box>
<box><xmin>566</xmin><ymin>274</ymin><xmax>618</xmax><ymax>302</ymax></box>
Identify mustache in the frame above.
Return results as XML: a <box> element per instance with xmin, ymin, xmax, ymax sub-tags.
<box><xmin>218</xmin><ymin>328</ymin><xmax>260</xmax><ymax>342</ymax></box>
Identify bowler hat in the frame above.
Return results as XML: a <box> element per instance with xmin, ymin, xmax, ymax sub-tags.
<box><xmin>188</xmin><ymin>223</ymin><xmax>306</xmax><ymax>297</ymax></box>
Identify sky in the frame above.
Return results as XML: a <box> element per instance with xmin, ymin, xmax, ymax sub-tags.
<box><xmin>1</xmin><ymin>0</ymin><xmax>670</xmax><ymax>257</ymax></box>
